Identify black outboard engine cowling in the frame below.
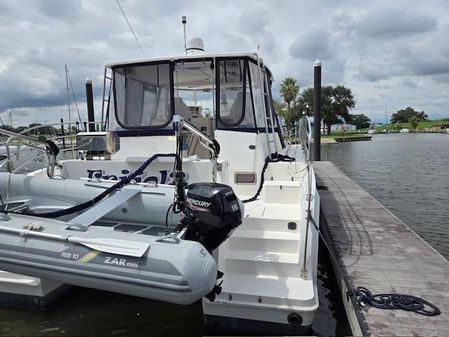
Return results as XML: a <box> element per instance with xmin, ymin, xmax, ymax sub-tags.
<box><xmin>182</xmin><ymin>182</ymin><xmax>243</xmax><ymax>252</ymax></box>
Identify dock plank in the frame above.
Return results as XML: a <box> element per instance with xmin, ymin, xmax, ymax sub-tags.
<box><xmin>315</xmin><ymin>161</ymin><xmax>449</xmax><ymax>337</ymax></box>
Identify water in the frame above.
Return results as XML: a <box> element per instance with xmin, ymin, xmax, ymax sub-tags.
<box><xmin>322</xmin><ymin>133</ymin><xmax>449</xmax><ymax>260</ymax></box>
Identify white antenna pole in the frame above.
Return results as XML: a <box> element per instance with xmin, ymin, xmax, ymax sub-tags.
<box><xmin>182</xmin><ymin>16</ymin><xmax>187</xmax><ymax>55</ymax></box>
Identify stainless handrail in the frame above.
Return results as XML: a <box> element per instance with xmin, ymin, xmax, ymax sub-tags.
<box><xmin>0</xmin><ymin>128</ymin><xmax>60</xmax><ymax>177</ymax></box>
<box><xmin>299</xmin><ymin>115</ymin><xmax>312</xmax><ymax>163</ymax></box>
<box><xmin>285</xmin><ymin>115</ymin><xmax>316</xmax><ymax>279</ymax></box>
<box><xmin>286</xmin><ymin>115</ymin><xmax>312</xmax><ymax>162</ymax></box>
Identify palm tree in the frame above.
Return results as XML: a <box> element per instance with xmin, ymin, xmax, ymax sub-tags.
<box><xmin>280</xmin><ymin>78</ymin><xmax>299</xmax><ymax>108</ymax></box>
<box><xmin>279</xmin><ymin>78</ymin><xmax>299</xmax><ymax>130</ymax></box>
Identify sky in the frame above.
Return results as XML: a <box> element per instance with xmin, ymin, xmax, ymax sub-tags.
<box><xmin>0</xmin><ymin>0</ymin><xmax>449</xmax><ymax>126</ymax></box>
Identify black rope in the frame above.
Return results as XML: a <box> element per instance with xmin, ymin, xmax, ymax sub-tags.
<box><xmin>2</xmin><ymin>153</ymin><xmax>176</xmax><ymax>219</ymax></box>
<box><xmin>351</xmin><ymin>286</ymin><xmax>440</xmax><ymax>316</ymax></box>
<box><xmin>242</xmin><ymin>153</ymin><xmax>294</xmax><ymax>203</ymax></box>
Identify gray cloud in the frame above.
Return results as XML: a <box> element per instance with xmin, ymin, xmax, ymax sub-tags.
<box><xmin>358</xmin><ymin>62</ymin><xmax>391</xmax><ymax>82</ymax></box>
<box><xmin>289</xmin><ymin>29</ymin><xmax>331</xmax><ymax>60</ymax></box>
<box><xmin>0</xmin><ymin>0</ymin><xmax>448</xmax><ymax>124</ymax></box>
<box><xmin>356</xmin><ymin>10</ymin><xmax>437</xmax><ymax>39</ymax></box>
<box><xmin>402</xmin><ymin>78</ymin><xmax>418</xmax><ymax>89</ymax></box>
<box><xmin>406</xmin><ymin>58</ymin><xmax>449</xmax><ymax>77</ymax></box>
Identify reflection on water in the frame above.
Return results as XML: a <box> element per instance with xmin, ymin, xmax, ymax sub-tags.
<box><xmin>322</xmin><ymin>133</ymin><xmax>449</xmax><ymax>259</ymax></box>
<box><xmin>0</xmin><ymin>289</ymin><xmax>206</xmax><ymax>336</ymax></box>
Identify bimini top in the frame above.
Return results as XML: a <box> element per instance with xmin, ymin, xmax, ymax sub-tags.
<box><xmin>105</xmin><ymin>52</ymin><xmax>273</xmax><ymax>79</ymax></box>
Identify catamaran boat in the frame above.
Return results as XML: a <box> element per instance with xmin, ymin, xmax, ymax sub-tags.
<box><xmin>0</xmin><ymin>39</ymin><xmax>320</xmax><ymax>334</ymax></box>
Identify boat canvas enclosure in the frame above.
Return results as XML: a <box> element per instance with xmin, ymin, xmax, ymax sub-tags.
<box><xmin>103</xmin><ymin>54</ymin><xmax>283</xmax><ymax>142</ymax></box>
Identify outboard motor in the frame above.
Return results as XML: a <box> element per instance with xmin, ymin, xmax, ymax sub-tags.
<box><xmin>181</xmin><ymin>182</ymin><xmax>243</xmax><ymax>253</ymax></box>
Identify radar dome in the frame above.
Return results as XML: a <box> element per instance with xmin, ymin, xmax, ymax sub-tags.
<box><xmin>186</xmin><ymin>37</ymin><xmax>205</xmax><ymax>55</ymax></box>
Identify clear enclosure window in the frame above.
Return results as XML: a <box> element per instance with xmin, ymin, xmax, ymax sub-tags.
<box><xmin>174</xmin><ymin>60</ymin><xmax>215</xmax><ymax>122</ymax></box>
<box><xmin>248</xmin><ymin>62</ymin><xmax>268</xmax><ymax>129</ymax></box>
<box><xmin>217</xmin><ymin>59</ymin><xmax>255</xmax><ymax>129</ymax></box>
<box><xmin>114</xmin><ymin>63</ymin><xmax>172</xmax><ymax>128</ymax></box>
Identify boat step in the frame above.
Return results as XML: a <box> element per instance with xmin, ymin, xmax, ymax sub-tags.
<box><xmin>231</xmin><ymin>229</ymin><xmax>298</xmax><ymax>240</ymax></box>
<box><xmin>225</xmin><ymin>258</ymin><xmax>301</xmax><ymax>277</ymax></box>
<box><xmin>262</xmin><ymin>204</ymin><xmax>304</xmax><ymax>220</ymax></box>
<box><xmin>264</xmin><ymin>161</ymin><xmax>307</xmax><ymax>181</ymax></box>
<box><xmin>225</xmin><ymin>249</ymin><xmax>299</xmax><ymax>264</ymax></box>
<box><xmin>228</xmin><ymin>236</ymin><xmax>299</xmax><ymax>254</ymax></box>
<box><xmin>240</xmin><ymin>217</ymin><xmax>301</xmax><ymax>232</ymax></box>
<box><xmin>218</xmin><ymin>272</ymin><xmax>317</xmax><ymax>308</ymax></box>
<box><xmin>262</xmin><ymin>181</ymin><xmax>302</xmax><ymax>205</ymax></box>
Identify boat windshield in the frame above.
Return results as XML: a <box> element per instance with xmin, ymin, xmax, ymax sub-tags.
<box><xmin>113</xmin><ymin>62</ymin><xmax>172</xmax><ymax>129</ymax></box>
<box><xmin>173</xmin><ymin>60</ymin><xmax>215</xmax><ymax>123</ymax></box>
<box><xmin>217</xmin><ymin>59</ymin><xmax>255</xmax><ymax>129</ymax></box>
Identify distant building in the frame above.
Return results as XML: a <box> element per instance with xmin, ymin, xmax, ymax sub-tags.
<box><xmin>430</xmin><ymin>124</ymin><xmax>449</xmax><ymax>132</ymax></box>
<box><xmin>330</xmin><ymin>124</ymin><xmax>356</xmax><ymax>132</ymax></box>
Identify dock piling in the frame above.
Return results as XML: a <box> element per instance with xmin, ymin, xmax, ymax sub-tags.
<box><xmin>313</xmin><ymin>60</ymin><xmax>321</xmax><ymax>161</ymax></box>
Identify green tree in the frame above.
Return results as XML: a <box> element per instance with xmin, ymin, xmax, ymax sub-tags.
<box><xmin>279</xmin><ymin>78</ymin><xmax>299</xmax><ymax>108</ymax></box>
<box><xmin>15</xmin><ymin>126</ymin><xmax>27</xmax><ymax>133</ymax></box>
<box><xmin>273</xmin><ymin>100</ymin><xmax>287</xmax><ymax>117</ymax></box>
<box><xmin>295</xmin><ymin>88</ymin><xmax>314</xmax><ymax>117</ymax></box>
<box><xmin>351</xmin><ymin>114</ymin><xmax>371</xmax><ymax>129</ymax></box>
<box><xmin>409</xmin><ymin>116</ymin><xmax>419</xmax><ymax>130</ymax></box>
<box><xmin>278</xmin><ymin>78</ymin><xmax>300</xmax><ymax>129</ymax></box>
<box><xmin>390</xmin><ymin>107</ymin><xmax>427</xmax><ymax>123</ymax></box>
<box><xmin>294</xmin><ymin>85</ymin><xmax>355</xmax><ymax>135</ymax></box>
<box><xmin>28</xmin><ymin>123</ymin><xmax>42</xmax><ymax>136</ymax></box>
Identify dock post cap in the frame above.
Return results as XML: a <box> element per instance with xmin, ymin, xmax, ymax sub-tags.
<box><xmin>85</xmin><ymin>78</ymin><xmax>92</xmax><ymax>84</ymax></box>
<box><xmin>314</xmin><ymin>59</ymin><xmax>321</xmax><ymax>67</ymax></box>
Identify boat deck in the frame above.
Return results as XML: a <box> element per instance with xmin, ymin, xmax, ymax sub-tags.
<box><xmin>314</xmin><ymin>161</ymin><xmax>449</xmax><ymax>336</ymax></box>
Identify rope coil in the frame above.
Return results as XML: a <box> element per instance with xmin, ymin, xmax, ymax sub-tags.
<box><xmin>351</xmin><ymin>286</ymin><xmax>441</xmax><ymax>316</ymax></box>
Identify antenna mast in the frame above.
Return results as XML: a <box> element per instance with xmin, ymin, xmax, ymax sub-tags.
<box><xmin>182</xmin><ymin>16</ymin><xmax>187</xmax><ymax>55</ymax></box>
<box><xmin>115</xmin><ymin>0</ymin><xmax>146</xmax><ymax>57</ymax></box>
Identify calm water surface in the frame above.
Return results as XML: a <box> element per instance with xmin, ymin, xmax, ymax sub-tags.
<box><xmin>322</xmin><ymin>133</ymin><xmax>449</xmax><ymax>259</ymax></box>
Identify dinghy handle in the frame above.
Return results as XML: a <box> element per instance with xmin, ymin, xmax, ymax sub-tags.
<box><xmin>156</xmin><ymin>233</ymin><xmax>181</xmax><ymax>244</ymax></box>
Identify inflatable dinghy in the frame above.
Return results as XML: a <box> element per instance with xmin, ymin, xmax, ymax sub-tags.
<box><xmin>0</xmin><ymin>213</ymin><xmax>216</xmax><ymax>305</ymax></box>
<box><xmin>0</xmin><ymin>170</ymin><xmax>243</xmax><ymax>305</ymax></box>
<box><xmin>0</xmin><ymin>173</ymin><xmax>181</xmax><ymax>227</ymax></box>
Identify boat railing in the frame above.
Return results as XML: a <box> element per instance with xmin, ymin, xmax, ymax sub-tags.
<box><xmin>0</xmin><ymin>128</ymin><xmax>59</xmax><ymax>177</ymax></box>
<box><xmin>0</xmin><ymin>121</ymin><xmax>101</xmax><ymax>176</ymax></box>
<box><xmin>299</xmin><ymin>115</ymin><xmax>312</xmax><ymax>163</ymax></box>
<box><xmin>285</xmin><ymin>115</ymin><xmax>316</xmax><ymax>279</ymax></box>
<box><xmin>286</xmin><ymin>115</ymin><xmax>312</xmax><ymax>162</ymax></box>
<box><xmin>0</xmin><ymin>147</ymin><xmax>75</xmax><ymax>175</ymax></box>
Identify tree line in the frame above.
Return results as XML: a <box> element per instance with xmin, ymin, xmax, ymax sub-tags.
<box><xmin>277</xmin><ymin>78</ymin><xmax>368</xmax><ymax>134</ymax></box>
<box><xmin>0</xmin><ymin>123</ymin><xmax>60</xmax><ymax>135</ymax></box>
<box><xmin>390</xmin><ymin>107</ymin><xmax>428</xmax><ymax>129</ymax></box>
<box><xmin>276</xmin><ymin>78</ymin><xmax>432</xmax><ymax>133</ymax></box>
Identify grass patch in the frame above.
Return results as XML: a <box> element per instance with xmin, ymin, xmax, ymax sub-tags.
<box><xmin>366</xmin><ymin>119</ymin><xmax>449</xmax><ymax>132</ymax></box>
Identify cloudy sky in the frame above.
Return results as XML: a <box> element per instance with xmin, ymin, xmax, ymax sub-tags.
<box><xmin>1</xmin><ymin>0</ymin><xmax>448</xmax><ymax>126</ymax></box>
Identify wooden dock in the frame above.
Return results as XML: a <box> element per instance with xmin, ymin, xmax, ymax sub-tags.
<box><xmin>314</xmin><ymin>161</ymin><xmax>449</xmax><ymax>336</ymax></box>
